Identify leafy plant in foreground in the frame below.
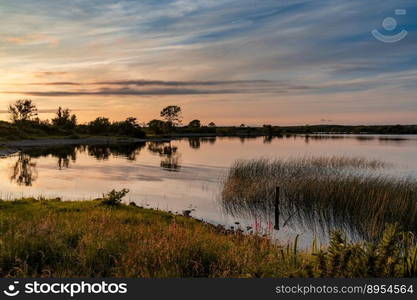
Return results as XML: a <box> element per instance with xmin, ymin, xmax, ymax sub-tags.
<box><xmin>100</xmin><ymin>189</ymin><xmax>129</xmax><ymax>206</ymax></box>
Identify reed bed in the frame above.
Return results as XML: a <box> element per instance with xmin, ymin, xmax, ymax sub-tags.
<box><xmin>0</xmin><ymin>199</ymin><xmax>416</xmax><ymax>277</ymax></box>
<box><xmin>221</xmin><ymin>157</ymin><xmax>417</xmax><ymax>240</ymax></box>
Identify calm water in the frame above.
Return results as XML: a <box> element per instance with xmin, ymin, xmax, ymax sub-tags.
<box><xmin>1</xmin><ymin>135</ymin><xmax>417</xmax><ymax>247</ymax></box>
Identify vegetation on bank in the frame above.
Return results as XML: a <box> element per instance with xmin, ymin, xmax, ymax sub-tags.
<box><xmin>0</xmin><ymin>196</ymin><xmax>416</xmax><ymax>278</ymax></box>
<box><xmin>0</xmin><ymin>99</ymin><xmax>145</xmax><ymax>141</ymax></box>
<box><xmin>221</xmin><ymin>157</ymin><xmax>417</xmax><ymax>241</ymax></box>
<box><xmin>1</xmin><ymin>99</ymin><xmax>416</xmax><ymax>142</ymax></box>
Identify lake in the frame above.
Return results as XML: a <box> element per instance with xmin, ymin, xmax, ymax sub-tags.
<box><xmin>1</xmin><ymin>134</ymin><xmax>417</xmax><ymax>247</ymax></box>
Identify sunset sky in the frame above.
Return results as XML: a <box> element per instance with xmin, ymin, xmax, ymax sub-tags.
<box><xmin>1</xmin><ymin>0</ymin><xmax>416</xmax><ymax>125</ymax></box>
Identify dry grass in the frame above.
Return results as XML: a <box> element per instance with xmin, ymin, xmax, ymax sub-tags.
<box><xmin>0</xmin><ymin>198</ymin><xmax>290</xmax><ymax>277</ymax></box>
<box><xmin>0</xmin><ymin>198</ymin><xmax>416</xmax><ymax>277</ymax></box>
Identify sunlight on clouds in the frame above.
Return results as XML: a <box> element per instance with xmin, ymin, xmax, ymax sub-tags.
<box><xmin>5</xmin><ymin>33</ymin><xmax>59</xmax><ymax>47</ymax></box>
<box><xmin>0</xmin><ymin>0</ymin><xmax>416</xmax><ymax>125</ymax></box>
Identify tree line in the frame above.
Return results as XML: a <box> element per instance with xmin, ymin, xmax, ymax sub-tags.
<box><xmin>2</xmin><ymin>99</ymin><xmax>218</xmax><ymax>138</ymax></box>
<box><xmin>2</xmin><ymin>99</ymin><xmax>416</xmax><ymax>140</ymax></box>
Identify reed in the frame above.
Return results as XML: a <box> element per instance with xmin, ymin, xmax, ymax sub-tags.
<box><xmin>221</xmin><ymin>157</ymin><xmax>417</xmax><ymax>240</ymax></box>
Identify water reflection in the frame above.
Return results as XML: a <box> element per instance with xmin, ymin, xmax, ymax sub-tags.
<box><xmin>2</xmin><ymin>135</ymin><xmax>417</xmax><ymax>247</ymax></box>
<box><xmin>220</xmin><ymin>193</ymin><xmax>364</xmax><ymax>242</ymax></box>
<box><xmin>302</xmin><ymin>134</ymin><xmax>417</xmax><ymax>145</ymax></box>
<box><xmin>79</xmin><ymin>143</ymin><xmax>146</xmax><ymax>161</ymax></box>
<box><xmin>202</xmin><ymin>137</ymin><xmax>216</xmax><ymax>144</ymax></box>
<box><xmin>262</xmin><ymin>135</ymin><xmax>285</xmax><ymax>144</ymax></box>
<box><xmin>7</xmin><ymin>138</ymin><xmax>226</xmax><ymax>183</ymax></box>
<box><xmin>8</xmin><ymin>143</ymin><xmax>148</xmax><ymax>184</ymax></box>
<box><xmin>148</xmin><ymin>142</ymin><xmax>181</xmax><ymax>171</ymax></box>
<box><xmin>188</xmin><ymin>138</ymin><xmax>201</xmax><ymax>149</ymax></box>
<box><xmin>6</xmin><ymin>135</ymin><xmax>416</xmax><ymax>188</ymax></box>
<box><xmin>10</xmin><ymin>153</ymin><xmax>38</xmax><ymax>186</ymax></box>
<box><xmin>15</xmin><ymin>146</ymin><xmax>78</xmax><ymax>169</ymax></box>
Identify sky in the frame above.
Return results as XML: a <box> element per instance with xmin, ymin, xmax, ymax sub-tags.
<box><xmin>0</xmin><ymin>0</ymin><xmax>416</xmax><ymax>126</ymax></box>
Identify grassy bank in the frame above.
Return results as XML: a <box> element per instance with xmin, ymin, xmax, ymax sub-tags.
<box><xmin>0</xmin><ymin>198</ymin><xmax>416</xmax><ymax>277</ymax></box>
<box><xmin>221</xmin><ymin>157</ymin><xmax>417</xmax><ymax>240</ymax></box>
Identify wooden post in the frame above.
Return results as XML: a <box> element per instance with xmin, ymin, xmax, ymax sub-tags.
<box><xmin>274</xmin><ymin>186</ymin><xmax>280</xmax><ymax>230</ymax></box>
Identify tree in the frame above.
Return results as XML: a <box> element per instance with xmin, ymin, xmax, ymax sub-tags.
<box><xmin>125</xmin><ymin>117</ymin><xmax>138</xmax><ymax>127</ymax></box>
<box><xmin>208</xmin><ymin>122</ymin><xmax>216</xmax><ymax>128</ymax></box>
<box><xmin>88</xmin><ymin>117</ymin><xmax>111</xmax><ymax>134</ymax></box>
<box><xmin>188</xmin><ymin>119</ymin><xmax>201</xmax><ymax>128</ymax></box>
<box><xmin>113</xmin><ymin>117</ymin><xmax>145</xmax><ymax>138</ymax></box>
<box><xmin>8</xmin><ymin>99</ymin><xmax>38</xmax><ymax>123</ymax></box>
<box><xmin>52</xmin><ymin>107</ymin><xmax>77</xmax><ymax>128</ymax></box>
<box><xmin>263</xmin><ymin>124</ymin><xmax>273</xmax><ymax>136</ymax></box>
<box><xmin>160</xmin><ymin>105</ymin><xmax>182</xmax><ymax>127</ymax></box>
<box><xmin>147</xmin><ymin>119</ymin><xmax>166</xmax><ymax>134</ymax></box>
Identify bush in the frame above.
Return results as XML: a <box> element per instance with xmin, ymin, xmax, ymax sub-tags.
<box><xmin>87</xmin><ymin>117</ymin><xmax>111</xmax><ymax>134</ymax></box>
<box><xmin>100</xmin><ymin>189</ymin><xmax>129</xmax><ymax>206</ymax></box>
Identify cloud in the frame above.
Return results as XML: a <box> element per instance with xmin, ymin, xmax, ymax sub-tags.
<box><xmin>33</xmin><ymin>72</ymin><xmax>68</xmax><ymax>78</ymax></box>
<box><xmin>21</xmin><ymin>79</ymin><xmax>272</xmax><ymax>87</ymax></box>
<box><xmin>31</xmin><ymin>82</ymin><xmax>82</xmax><ymax>86</ymax></box>
<box><xmin>93</xmin><ymin>79</ymin><xmax>272</xmax><ymax>86</ymax></box>
<box><xmin>5</xmin><ymin>70</ymin><xmax>417</xmax><ymax>97</ymax></box>
<box><xmin>0</xmin><ymin>0</ymin><xmax>416</xmax><ymax>124</ymax></box>
<box><xmin>5</xmin><ymin>86</ymin><xmax>288</xmax><ymax>97</ymax></box>
<box><xmin>5</xmin><ymin>34</ymin><xmax>59</xmax><ymax>47</ymax></box>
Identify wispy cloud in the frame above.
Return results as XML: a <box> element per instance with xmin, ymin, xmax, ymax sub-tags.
<box><xmin>5</xmin><ymin>87</ymin><xmax>288</xmax><ymax>97</ymax></box>
<box><xmin>0</xmin><ymin>0</ymin><xmax>416</xmax><ymax>124</ymax></box>
<box><xmin>93</xmin><ymin>79</ymin><xmax>272</xmax><ymax>86</ymax></box>
<box><xmin>5</xmin><ymin>33</ymin><xmax>59</xmax><ymax>47</ymax></box>
<box><xmin>33</xmin><ymin>71</ymin><xmax>68</xmax><ymax>78</ymax></box>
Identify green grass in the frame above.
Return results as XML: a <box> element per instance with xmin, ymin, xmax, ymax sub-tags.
<box><xmin>0</xmin><ymin>121</ymin><xmax>83</xmax><ymax>141</ymax></box>
<box><xmin>0</xmin><ymin>198</ymin><xmax>416</xmax><ymax>277</ymax></box>
<box><xmin>221</xmin><ymin>157</ymin><xmax>417</xmax><ymax>240</ymax></box>
<box><xmin>0</xmin><ymin>120</ymin><xmax>144</xmax><ymax>142</ymax></box>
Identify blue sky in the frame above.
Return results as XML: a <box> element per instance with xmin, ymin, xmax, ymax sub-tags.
<box><xmin>0</xmin><ymin>0</ymin><xmax>416</xmax><ymax>125</ymax></box>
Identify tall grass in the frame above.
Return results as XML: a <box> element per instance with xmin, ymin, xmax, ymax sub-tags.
<box><xmin>0</xmin><ymin>198</ymin><xmax>286</xmax><ymax>277</ymax></box>
<box><xmin>221</xmin><ymin>157</ymin><xmax>417</xmax><ymax>240</ymax></box>
<box><xmin>0</xmin><ymin>199</ymin><xmax>416</xmax><ymax>277</ymax></box>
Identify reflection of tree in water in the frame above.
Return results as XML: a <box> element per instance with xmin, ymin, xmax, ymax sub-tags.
<box><xmin>204</xmin><ymin>137</ymin><xmax>216</xmax><ymax>144</ymax></box>
<box><xmin>10</xmin><ymin>153</ymin><xmax>38</xmax><ymax>186</ymax></box>
<box><xmin>80</xmin><ymin>145</ymin><xmax>111</xmax><ymax>160</ymax></box>
<box><xmin>50</xmin><ymin>147</ymin><xmax>77</xmax><ymax>169</ymax></box>
<box><xmin>186</xmin><ymin>137</ymin><xmax>217</xmax><ymax>148</ymax></box>
<box><xmin>22</xmin><ymin>146</ymin><xmax>78</xmax><ymax>170</ymax></box>
<box><xmin>147</xmin><ymin>142</ymin><xmax>181</xmax><ymax>171</ymax></box>
<box><xmin>188</xmin><ymin>138</ymin><xmax>200</xmax><ymax>149</ymax></box>
<box><xmin>9</xmin><ymin>143</ymin><xmax>147</xmax><ymax>185</ymax></box>
<box><xmin>109</xmin><ymin>143</ymin><xmax>145</xmax><ymax>160</ymax></box>
<box><xmin>78</xmin><ymin>143</ymin><xmax>146</xmax><ymax>161</ymax></box>
<box><xmin>263</xmin><ymin>136</ymin><xmax>273</xmax><ymax>144</ymax></box>
<box><xmin>237</xmin><ymin>136</ymin><xmax>258</xmax><ymax>144</ymax></box>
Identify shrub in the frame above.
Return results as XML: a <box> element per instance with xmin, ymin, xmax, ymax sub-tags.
<box><xmin>100</xmin><ymin>189</ymin><xmax>129</xmax><ymax>206</ymax></box>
